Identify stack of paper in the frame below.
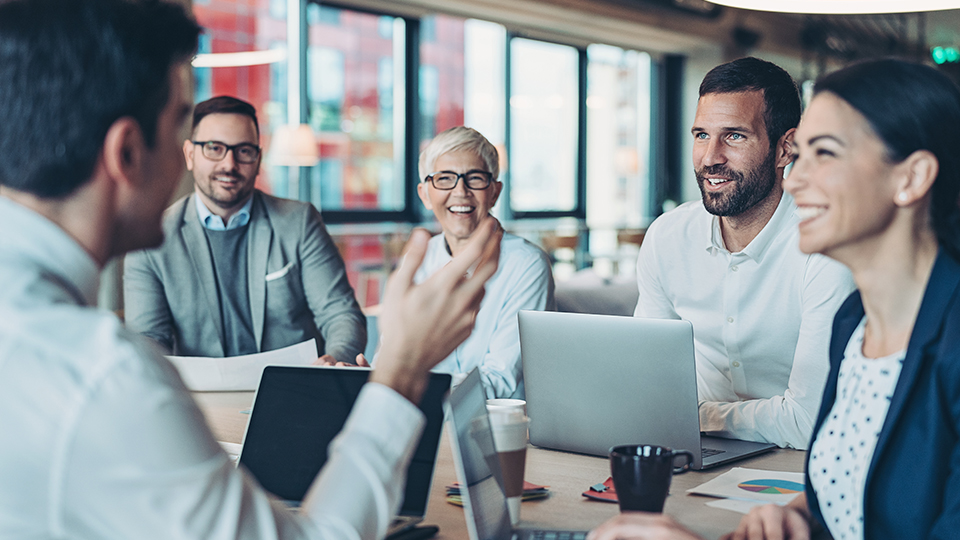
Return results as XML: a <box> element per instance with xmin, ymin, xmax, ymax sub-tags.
<box><xmin>687</xmin><ymin>467</ymin><xmax>805</xmax><ymax>514</ymax></box>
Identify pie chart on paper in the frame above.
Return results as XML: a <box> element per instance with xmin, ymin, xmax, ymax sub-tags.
<box><xmin>737</xmin><ymin>479</ymin><xmax>804</xmax><ymax>495</ymax></box>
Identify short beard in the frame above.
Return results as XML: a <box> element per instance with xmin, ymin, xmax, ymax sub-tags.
<box><xmin>696</xmin><ymin>147</ymin><xmax>777</xmax><ymax>217</ymax></box>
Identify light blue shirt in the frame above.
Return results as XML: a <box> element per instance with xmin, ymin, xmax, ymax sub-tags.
<box><xmin>411</xmin><ymin>232</ymin><xmax>555</xmax><ymax>399</ymax></box>
<box><xmin>194</xmin><ymin>194</ymin><xmax>253</xmax><ymax>230</ymax></box>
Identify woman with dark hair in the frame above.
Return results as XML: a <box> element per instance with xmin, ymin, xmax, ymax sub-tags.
<box><xmin>590</xmin><ymin>58</ymin><xmax>960</xmax><ymax>540</ymax></box>
<box><xmin>720</xmin><ymin>58</ymin><xmax>960</xmax><ymax>540</ymax></box>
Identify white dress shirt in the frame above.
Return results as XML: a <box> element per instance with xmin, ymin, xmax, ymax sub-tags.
<box><xmin>412</xmin><ymin>232</ymin><xmax>555</xmax><ymax>399</ymax></box>
<box><xmin>0</xmin><ymin>195</ymin><xmax>424</xmax><ymax>540</ymax></box>
<box><xmin>634</xmin><ymin>192</ymin><xmax>855</xmax><ymax>449</ymax></box>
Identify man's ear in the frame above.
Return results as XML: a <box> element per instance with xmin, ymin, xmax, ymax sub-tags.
<box><xmin>183</xmin><ymin>139</ymin><xmax>195</xmax><ymax>171</ymax></box>
<box><xmin>775</xmin><ymin>128</ymin><xmax>797</xmax><ymax>169</ymax></box>
<box><xmin>101</xmin><ymin>117</ymin><xmax>145</xmax><ymax>190</ymax></box>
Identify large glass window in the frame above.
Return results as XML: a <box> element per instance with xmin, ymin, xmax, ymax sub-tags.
<box><xmin>305</xmin><ymin>4</ymin><xmax>406</xmax><ymax>213</ymax></box>
<box><xmin>585</xmin><ymin>44</ymin><xmax>653</xmax><ymax>229</ymax></box>
<box><xmin>191</xmin><ymin>0</ymin><xmax>287</xmax><ymax>195</ymax></box>
<box><xmin>509</xmin><ymin>38</ymin><xmax>580</xmax><ymax>214</ymax></box>
<box><xmin>193</xmin><ymin>1</ymin><xmax>657</xmax><ymax>235</ymax></box>
<box><xmin>584</xmin><ymin>44</ymin><xmax>653</xmax><ymax>274</ymax></box>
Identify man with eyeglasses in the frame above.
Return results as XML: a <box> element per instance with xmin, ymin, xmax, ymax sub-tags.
<box><xmin>403</xmin><ymin>126</ymin><xmax>554</xmax><ymax>398</ymax></box>
<box><xmin>124</xmin><ymin>96</ymin><xmax>366</xmax><ymax>364</ymax></box>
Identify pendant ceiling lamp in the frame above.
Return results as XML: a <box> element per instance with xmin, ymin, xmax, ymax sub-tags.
<box><xmin>704</xmin><ymin>0</ymin><xmax>960</xmax><ymax>14</ymax></box>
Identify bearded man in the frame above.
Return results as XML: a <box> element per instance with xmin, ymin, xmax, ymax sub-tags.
<box><xmin>633</xmin><ymin>57</ymin><xmax>854</xmax><ymax>449</ymax></box>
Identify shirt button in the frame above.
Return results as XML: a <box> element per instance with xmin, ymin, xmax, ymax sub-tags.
<box><xmin>731</xmin><ymin>265</ymin><xmax>739</xmax><ymax>271</ymax></box>
<box><xmin>733</xmin><ymin>361</ymin><xmax>741</xmax><ymax>368</ymax></box>
<box><xmin>727</xmin><ymin>316</ymin><xmax>734</xmax><ymax>323</ymax></box>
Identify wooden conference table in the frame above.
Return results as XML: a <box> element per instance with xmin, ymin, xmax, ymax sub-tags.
<box><xmin>193</xmin><ymin>392</ymin><xmax>807</xmax><ymax>540</ymax></box>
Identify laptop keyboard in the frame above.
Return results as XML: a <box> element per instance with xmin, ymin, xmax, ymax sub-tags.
<box><xmin>525</xmin><ymin>531</ymin><xmax>588</xmax><ymax>540</ymax></box>
<box><xmin>702</xmin><ymin>447</ymin><xmax>726</xmax><ymax>458</ymax></box>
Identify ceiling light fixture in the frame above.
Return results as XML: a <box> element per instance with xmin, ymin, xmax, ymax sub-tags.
<box><xmin>704</xmin><ymin>0</ymin><xmax>960</xmax><ymax>14</ymax></box>
<box><xmin>192</xmin><ymin>48</ymin><xmax>287</xmax><ymax>68</ymax></box>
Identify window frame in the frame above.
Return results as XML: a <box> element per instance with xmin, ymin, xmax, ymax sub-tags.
<box><xmin>303</xmin><ymin>1</ymin><xmax>421</xmax><ymax>224</ymax></box>
<box><xmin>503</xmin><ymin>33</ymin><xmax>587</xmax><ymax>221</ymax></box>
<box><xmin>300</xmin><ymin>1</ymin><xmax>673</xmax><ymax>227</ymax></box>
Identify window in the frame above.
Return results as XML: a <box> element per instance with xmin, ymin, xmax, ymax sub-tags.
<box><xmin>585</xmin><ymin>44</ymin><xmax>653</xmax><ymax>229</ymax></box>
<box><xmin>194</xmin><ymin>0</ymin><xmax>660</xmax><ymax>233</ymax></box>
<box><xmin>584</xmin><ymin>44</ymin><xmax>654</xmax><ymax>273</ymax></box>
<box><xmin>191</xmin><ymin>0</ymin><xmax>288</xmax><ymax>196</ymax></box>
<box><xmin>305</xmin><ymin>5</ymin><xmax>408</xmax><ymax>216</ymax></box>
<box><xmin>508</xmin><ymin>38</ymin><xmax>581</xmax><ymax>215</ymax></box>
<box><xmin>195</xmin><ymin>34</ymin><xmax>213</xmax><ymax>101</ymax></box>
<box><xmin>418</xmin><ymin>15</ymin><xmax>506</xmax><ymax>219</ymax></box>
<box><xmin>188</xmin><ymin>0</ymin><xmax>668</xmax><ymax>305</ymax></box>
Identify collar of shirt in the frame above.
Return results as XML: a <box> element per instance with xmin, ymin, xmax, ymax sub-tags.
<box><xmin>0</xmin><ymin>196</ymin><xmax>100</xmax><ymax>306</ymax></box>
<box><xmin>706</xmin><ymin>190</ymin><xmax>795</xmax><ymax>263</ymax></box>
<box><xmin>194</xmin><ymin>194</ymin><xmax>253</xmax><ymax>231</ymax></box>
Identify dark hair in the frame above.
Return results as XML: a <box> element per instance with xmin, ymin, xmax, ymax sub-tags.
<box><xmin>192</xmin><ymin>96</ymin><xmax>260</xmax><ymax>137</ymax></box>
<box><xmin>0</xmin><ymin>0</ymin><xmax>200</xmax><ymax>198</ymax></box>
<box><xmin>699</xmin><ymin>56</ymin><xmax>801</xmax><ymax>149</ymax></box>
<box><xmin>815</xmin><ymin>59</ymin><xmax>960</xmax><ymax>261</ymax></box>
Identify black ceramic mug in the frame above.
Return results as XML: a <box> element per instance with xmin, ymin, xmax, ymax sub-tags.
<box><xmin>609</xmin><ymin>444</ymin><xmax>695</xmax><ymax>513</ymax></box>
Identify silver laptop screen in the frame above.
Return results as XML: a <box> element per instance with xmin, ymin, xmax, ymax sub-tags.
<box><xmin>447</xmin><ymin>369</ymin><xmax>512</xmax><ymax>540</ymax></box>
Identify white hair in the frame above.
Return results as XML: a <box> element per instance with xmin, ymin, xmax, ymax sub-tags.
<box><xmin>418</xmin><ymin>126</ymin><xmax>499</xmax><ymax>182</ymax></box>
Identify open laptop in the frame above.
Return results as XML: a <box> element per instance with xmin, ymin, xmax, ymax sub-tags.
<box><xmin>518</xmin><ymin>311</ymin><xmax>775</xmax><ymax>470</ymax></box>
<box><xmin>447</xmin><ymin>368</ymin><xmax>588</xmax><ymax>540</ymax></box>
<box><xmin>238</xmin><ymin>365</ymin><xmax>451</xmax><ymax>535</ymax></box>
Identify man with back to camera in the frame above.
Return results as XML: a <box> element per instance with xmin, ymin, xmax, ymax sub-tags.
<box><xmin>123</xmin><ymin>95</ymin><xmax>365</xmax><ymax>364</ymax></box>
<box><xmin>0</xmin><ymin>0</ymin><xmax>503</xmax><ymax>538</ymax></box>
<box><xmin>634</xmin><ymin>57</ymin><xmax>855</xmax><ymax>449</ymax></box>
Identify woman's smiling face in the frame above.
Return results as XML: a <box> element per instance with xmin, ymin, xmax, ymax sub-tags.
<box><xmin>418</xmin><ymin>149</ymin><xmax>502</xmax><ymax>249</ymax></box>
<box><xmin>785</xmin><ymin>91</ymin><xmax>903</xmax><ymax>261</ymax></box>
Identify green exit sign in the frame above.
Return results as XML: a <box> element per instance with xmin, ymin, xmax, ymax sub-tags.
<box><xmin>932</xmin><ymin>46</ymin><xmax>960</xmax><ymax>65</ymax></box>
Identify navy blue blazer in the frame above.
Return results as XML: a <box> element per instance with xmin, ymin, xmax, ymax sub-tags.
<box><xmin>805</xmin><ymin>250</ymin><xmax>960</xmax><ymax>539</ymax></box>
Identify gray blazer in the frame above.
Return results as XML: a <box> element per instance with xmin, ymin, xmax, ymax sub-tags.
<box><xmin>123</xmin><ymin>191</ymin><xmax>365</xmax><ymax>362</ymax></box>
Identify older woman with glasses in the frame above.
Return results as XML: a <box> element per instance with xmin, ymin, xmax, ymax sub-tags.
<box><xmin>591</xmin><ymin>59</ymin><xmax>960</xmax><ymax>540</ymax></box>
<box><xmin>411</xmin><ymin>126</ymin><xmax>555</xmax><ymax>398</ymax></box>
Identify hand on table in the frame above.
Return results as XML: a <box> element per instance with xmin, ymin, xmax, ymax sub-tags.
<box><xmin>721</xmin><ymin>498</ymin><xmax>811</xmax><ymax>540</ymax></box>
<box><xmin>588</xmin><ymin>512</ymin><xmax>704</xmax><ymax>540</ymax></box>
<box><xmin>314</xmin><ymin>354</ymin><xmax>336</xmax><ymax>366</ymax></box>
<box><xmin>313</xmin><ymin>354</ymin><xmax>370</xmax><ymax>367</ymax></box>
<box><xmin>370</xmin><ymin>217</ymin><xmax>501</xmax><ymax>404</ymax></box>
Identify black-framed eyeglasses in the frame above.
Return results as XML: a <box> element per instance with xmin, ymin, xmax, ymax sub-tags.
<box><xmin>191</xmin><ymin>140</ymin><xmax>261</xmax><ymax>164</ymax></box>
<box><xmin>424</xmin><ymin>170</ymin><xmax>493</xmax><ymax>190</ymax></box>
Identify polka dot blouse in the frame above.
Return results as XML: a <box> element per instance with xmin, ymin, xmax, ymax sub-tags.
<box><xmin>808</xmin><ymin>317</ymin><xmax>905</xmax><ymax>540</ymax></box>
